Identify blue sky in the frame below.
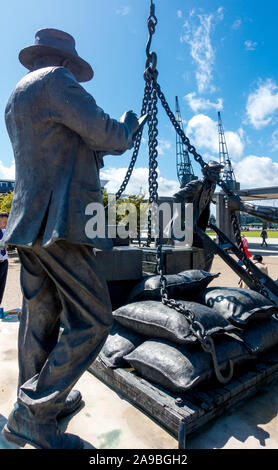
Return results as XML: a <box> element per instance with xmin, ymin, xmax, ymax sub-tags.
<box><xmin>1</xmin><ymin>0</ymin><xmax>278</xmax><ymax>198</ymax></box>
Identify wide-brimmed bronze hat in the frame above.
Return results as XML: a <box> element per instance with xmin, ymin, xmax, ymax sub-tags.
<box><xmin>19</xmin><ymin>28</ymin><xmax>94</xmax><ymax>82</ymax></box>
<box><xmin>202</xmin><ymin>160</ymin><xmax>224</xmax><ymax>173</ymax></box>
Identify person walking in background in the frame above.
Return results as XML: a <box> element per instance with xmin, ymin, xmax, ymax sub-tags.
<box><xmin>241</xmin><ymin>234</ymin><xmax>252</xmax><ymax>258</ymax></box>
<box><xmin>252</xmin><ymin>254</ymin><xmax>268</xmax><ymax>275</ymax></box>
<box><xmin>0</xmin><ymin>212</ymin><xmax>9</xmax><ymax>304</ymax></box>
<box><xmin>238</xmin><ymin>234</ymin><xmax>252</xmax><ymax>287</ymax></box>
<box><xmin>260</xmin><ymin>228</ymin><xmax>268</xmax><ymax>247</ymax></box>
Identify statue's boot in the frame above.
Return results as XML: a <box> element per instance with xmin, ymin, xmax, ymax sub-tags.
<box><xmin>2</xmin><ymin>406</ymin><xmax>84</xmax><ymax>449</ymax></box>
<box><xmin>57</xmin><ymin>389</ymin><xmax>82</xmax><ymax>419</ymax></box>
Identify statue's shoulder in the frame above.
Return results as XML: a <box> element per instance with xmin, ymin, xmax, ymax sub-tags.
<box><xmin>47</xmin><ymin>66</ymin><xmax>78</xmax><ymax>84</ymax></box>
<box><xmin>179</xmin><ymin>179</ymin><xmax>203</xmax><ymax>193</ymax></box>
<box><xmin>18</xmin><ymin>66</ymin><xmax>76</xmax><ymax>88</ymax></box>
<box><xmin>13</xmin><ymin>67</ymin><xmax>57</xmax><ymax>91</ymax></box>
<box><xmin>187</xmin><ymin>179</ymin><xmax>203</xmax><ymax>190</ymax></box>
<box><xmin>173</xmin><ymin>179</ymin><xmax>203</xmax><ymax>200</ymax></box>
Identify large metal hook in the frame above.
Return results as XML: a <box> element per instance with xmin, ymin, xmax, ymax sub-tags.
<box><xmin>201</xmin><ymin>336</ymin><xmax>234</xmax><ymax>385</ymax></box>
<box><xmin>145</xmin><ymin>1</ymin><xmax>158</xmax><ymax>62</ymax></box>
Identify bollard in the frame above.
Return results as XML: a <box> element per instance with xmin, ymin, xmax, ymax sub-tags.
<box><xmin>0</xmin><ymin>307</ymin><xmax>6</xmax><ymax>319</ymax></box>
<box><xmin>178</xmin><ymin>418</ymin><xmax>186</xmax><ymax>449</ymax></box>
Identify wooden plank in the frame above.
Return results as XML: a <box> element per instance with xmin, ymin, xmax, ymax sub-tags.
<box><xmin>185</xmin><ymin>369</ymin><xmax>278</xmax><ymax>436</ymax></box>
<box><xmin>187</xmin><ymin>391</ymin><xmax>214</xmax><ymax>411</ymax></box>
<box><xmin>222</xmin><ymin>378</ymin><xmax>245</xmax><ymax>398</ymax></box>
<box><xmin>207</xmin><ymin>385</ymin><xmax>231</xmax><ymax>405</ymax></box>
<box><xmin>89</xmin><ymin>350</ymin><xmax>278</xmax><ymax>443</ymax></box>
<box><xmin>89</xmin><ymin>358</ymin><xmax>199</xmax><ymax>437</ymax></box>
<box><xmin>203</xmin><ymin>389</ymin><xmax>225</xmax><ymax>406</ymax></box>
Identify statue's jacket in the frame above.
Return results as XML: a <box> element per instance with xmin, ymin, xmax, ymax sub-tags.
<box><xmin>3</xmin><ymin>66</ymin><xmax>134</xmax><ymax>249</ymax></box>
<box><xmin>174</xmin><ymin>178</ymin><xmax>216</xmax><ymax>232</ymax></box>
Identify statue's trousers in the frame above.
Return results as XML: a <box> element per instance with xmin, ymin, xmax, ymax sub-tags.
<box><xmin>16</xmin><ymin>237</ymin><xmax>112</xmax><ymax>422</ymax></box>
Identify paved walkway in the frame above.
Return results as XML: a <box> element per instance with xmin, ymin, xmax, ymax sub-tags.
<box><xmin>1</xmin><ymin>249</ymin><xmax>278</xmax><ymax>449</ymax></box>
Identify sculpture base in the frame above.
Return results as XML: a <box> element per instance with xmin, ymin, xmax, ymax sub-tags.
<box><xmin>95</xmin><ymin>245</ymin><xmax>214</xmax><ymax>310</ymax></box>
<box><xmin>94</xmin><ymin>246</ymin><xmax>143</xmax><ymax>310</ymax></box>
<box><xmin>95</xmin><ymin>246</ymin><xmax>142</xmax><ymax>281</ymax></box>
<box><xmin>141</xmin><ymin>246</ymin><xmax>214</xmax><ymax>275</ymax></box>
<box><xmin>89</xmin><ymin>348</ymin><xmax>278</xmax><ymax>449</ymax></box>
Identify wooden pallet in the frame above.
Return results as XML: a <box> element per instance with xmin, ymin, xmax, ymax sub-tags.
<box><xmin>88</xmin><ymin>349</ymin><xmax>278</xmax><ymax>448</ymax></box>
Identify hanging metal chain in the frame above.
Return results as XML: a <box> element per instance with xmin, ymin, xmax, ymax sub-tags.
<box><xmin>104</xmin><ymin>80</ymin><xmax>152</xmax><ymax>214</ymax></box>
<box><xmin>217</xmin><ymin>180</ymin><xmax>271</xmax><ymax>299</ymax></box>
<box><xmin>155</xmin><ymin>82</ymin><xmax>208</xmax><ymax>171</ymax></box>
<box><xmin>154</xmin><ymin>80</ymin><xmax>271</xmax><ymax>300</ymax></box>
<box><xmin>115</xmin><ymin>81</ymin><xmax>151</xmax><ymax>202</ymax></box>
<box><xmin>139</xmin><ymin>2</ymin><xmax>234</xmax><ymax>384</ymax></box>
<box><xmin>145</xmin><ymin>80</ymin><xmax>159</xmax><ymax>246</ymax></box>
<box><xmin>145</xmin><ymin>80</ymin><xmax>234</xmax><ymax>383</ymax></box>
<box><xmin>156</xmin><ymin>235</ymin><xmax>234</xmax><ymax>384</ymax></box>
<box><xmin>106</xmin><ymin>0</ymin><xmax>157</xmax><ymax>212</ymax></box>
<box><xmin>230</xmin><ymin>209</ymin><xmax>272</xmax><ymax>299</ymax></box>
<box><xmin>143</xmin><ymin>1</ymin><xmax>159</xmax><ymax>247</ymax></box>
<box><xmin>144</xmin><ymin>0</ymin><xmax>158</xmax><ymax>83</ymax></box>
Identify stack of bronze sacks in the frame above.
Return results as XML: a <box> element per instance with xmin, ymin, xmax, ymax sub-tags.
<box><xmin>99</xmin><ymin>270</ymin><xmax>278</xmax><ymax>393</ymax></box>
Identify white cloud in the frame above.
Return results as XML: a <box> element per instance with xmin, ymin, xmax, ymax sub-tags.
<box><xmin>225</xmin><ymin>131</ymin><xmax>245</xmax><ymax>160</ymax></box>
<box><xmin>186</xmin><ymin>114</ymin><xmax>219</xmax><ymax>154</ymax></box>
<box><xmin>0</xmin><ymin>160</ymin><xmax>15</xmax><ymax>179</ymax></box>
<box><xmin>217</xmin><ymin>7</ymin><xmax>224</xmax><ymax>22</ymax></box>
<box><xmin>231</xmin><ymin>18</ymin><xmax>242</xmax><ymax>30</ymax></box>
<box><xmin>271</xmin><ymin>129</ymin><xmax>278</xmax><ymax>150</ymax></box>
<box><xmin>157</xmin><ymin>139</ymin><xmax>172</xmax><ymax>156</ymax></box>
<box><xmin>246</xmin><ymin>79</ymin><xmax>278</xmax><ymax>129</ymax></box>
<box><xmin>115</xmin><ymin>6</ymin><xmax>131</xmax><ymax>16</ymax></box>
<box><xmin>177</xmin><ymin>10</ymin><xmax>182</xmax><ymax>19</ymax></box>
<box><xmin>233</xmin><ymin>155</ymin><xmax>278</xmax><ymax>189</ymax></box>
<box><xmin>244</xmin><ymin>40</ymin><xmax>257</xmax><ymax>51</ymax></box>
<box><xmin>181</xmin><ymin>8</ymin><xmax>224</xmax><ymax>93</ymax></box>
<box><xmin>100</xmin><ymin>167</ymin><xmax>180</xmax><ymax>197</ymax></box>
<box><xmin>186</xmin><ymin>114</ymin><xmax>244</xmax><ymax>160</ymax></box>
<box><xmin>185</xmin><ymin>92</ymin><xmax>223</xmax><ymax>112</ymax></box>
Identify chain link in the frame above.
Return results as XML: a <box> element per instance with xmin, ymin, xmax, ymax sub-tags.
<box><xmin>145</xmin><ymin>79</ymin><xmax>160</xmax><ymax>246</ymax></box>
<box><xmin>155</xmin><ymin>82</ymin><xmax>207</xmax><ymax>171</ymax></box>
<box><xmin>154</xmin><ymin>80</ymin><xmax>271</xmax><ymax>300</ymax></box>
<box><xmin>114</xmin><ymin>81</ymin><xmax>151</xmax><ymax>203</ymax></box>
<box><xmin>107</xmin><ymin>0</ymin><xmax>157</xmax><ymax>209</ymax></box>
<box><xmin>108</xmin><ymin>0</ymin><xmax>254</xmax><ymax>384</ymax></box>
<box><xmin>138</xmin><ymin>2</ymin><xmax>234</xmax><ymax>384</ymax></box>
<box><xmin>104</xmin><ymin>81</ymin><xmax>152</xmax><ymax>214</ymax></box>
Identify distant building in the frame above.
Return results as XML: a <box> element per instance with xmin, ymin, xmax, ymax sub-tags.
<box><xmin>0</xmin><ymin>179</ymin><xmax>107</xmax><ymax>195</ymax></box>
<box><xmin>0</xmin><ymin>179</ymin><xmax>15</xmax><ymax>194</ymax></box>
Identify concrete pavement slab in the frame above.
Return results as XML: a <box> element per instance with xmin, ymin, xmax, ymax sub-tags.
<box><xmin>1</xmin><ymin>252</ymin><xmax>278</xmax><ymax>449</ymax></box>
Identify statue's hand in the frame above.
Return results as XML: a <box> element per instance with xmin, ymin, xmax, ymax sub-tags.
<box><xmin>225</xmin><ymin>194</ymin><xmax>241</xmax><ymax>211</ymax></box>
<box><xmin>120</xmin><ymin>110</ymin><xmax>139</xmax><ymax>135</ymax></box>
<box><xmin>174</xmin><ymin>188</ymin><xmax>187</xmax><ymax>202</ymax></box>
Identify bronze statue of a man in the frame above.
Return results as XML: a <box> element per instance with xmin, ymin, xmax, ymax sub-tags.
<box><xmin>173</xmin><ymin>160</ymin><xmax>223</xmax><ymax>246</ymax></box>
<box><xmin>1</xmin><ymin>29</ymin><xmax>139</xmax><ymax>449</ymax></box>
<box><xmin>227</xmin><ymin>194</ymin><xmax>278</xmax><ymax>224</ymax></box>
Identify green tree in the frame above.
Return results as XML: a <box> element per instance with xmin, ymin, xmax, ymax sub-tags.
<box><xmin>102</xmin><ymin>190</ymin><xmax>148</xmax><ymax>237</ymax></box>
<box><xmin>0</xmin><ymin>191</ymin><xmax>13</xmax><ymax>213</ymax></box>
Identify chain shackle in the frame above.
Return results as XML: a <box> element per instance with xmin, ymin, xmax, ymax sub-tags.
<box><xmin>144</xmin><ymin>1</ymin><xmax>158</xmax><ymax>82</ymax></box>
<box><xmin>146</xmin><ymin>1</ymin><xmax>158</xmax><ymax>56</ymax></box>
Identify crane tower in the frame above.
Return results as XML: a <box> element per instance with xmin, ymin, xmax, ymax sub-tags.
<box><xmin>218</xmin><ymin>111</ymin><xmax>240</xmax><ymax>190</ymax></box>
<box><xmin>175</xmin><ymin>96</ymin><xmax>196</xmax><ymax>188</ymax></box>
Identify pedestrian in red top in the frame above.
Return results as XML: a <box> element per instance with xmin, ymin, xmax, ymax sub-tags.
<box><xmin>241</xmin><ymin>234</ymin><xmax>252</xmax><ymax>258</ymax></box>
